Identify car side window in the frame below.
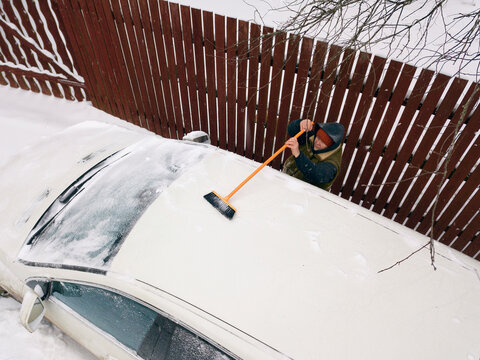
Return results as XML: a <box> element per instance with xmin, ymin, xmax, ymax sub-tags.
<box><xmin>51</xmin><ymin>281</ymin><xmax>233</xmax><ymax>360</ymax></box>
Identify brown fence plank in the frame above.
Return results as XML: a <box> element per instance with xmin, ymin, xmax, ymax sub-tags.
<box><xmin>446</xmin><ymin>189</ymin><xmax>480</xmax><ymax>250</ymax></box>
<box><xmin>290</xmin><ymin>37</ymin><xmax>314</xmax><ymax>121</ymax></box>
<box><xmin>432</xmin><ymin>165</ymin><xmax>480</xmax><ymax>243</ymax></box>
<box><xmin>12</xmin><ymin>0</ymin><xmax>56</xmax><ymax>96</ymax></box>
<box><xmin>151</xmin><ymin>0</ymin><xmax>176</xmax><ymax>134</ymax></box>
<box><xmin>203</xmin><ymin>11</ymin><xmax>218</xmax><ymax>145</ymax></box>
<box><xmin>463</xmin><ymin>216</ymin><xmax>480</xmax><ymax>259</ymax></box>
<box><xmin>342</xmin><ymin>60</ymin><xmax>403</xmax><ymax>202</ymax></box>
<box><xmin>416</xmin><ymin>129</ymin><xmax>480</xmax><ymax>235</ymax></box>
<box><xmin>402</xmin><ymin>84</ymin><xmax>480</xmax><ymax>228</ymax></box>
<box><xmin>339</xmin><ymin>56</ymin><xmax>387</xmax><ymax>200</ymax></box>
<box><xmin>253</xmin><ymin>26</ymin><xmax>273</xmax><ymax>162</ymax></box>
<box><xmin>331</xmin><ymin>52</ymin><xmax>372</xmax><ymax>194</ymax></box>
<box><xmin>302</xmin><ymin>41</ymin><xmax>327</xmax><ymax>120</ymax></box>
<box><xmin>76</xmin><ymin>0</ymin><xmax>115</xmax><ymax>113</ymax></box>
<box><xmin>245</xmin><ymin>23</ymin><xmax>261</xmax><ymax>159</ymax></box>
<box><xmin>100</xmin><ymin>0</ymin><xmax>141</xmax><ymax>125</ymax></box>
<box><xmin>273</xmin><ymin>35</ymin><xmax>300</xmax><ymax>169</ymax></box>
<box><xmin>60</xmin><ymin>0</ymin><xmax>108</xmax><ymax>110</ymax></box>
<box><xmin>326</xmin><ymin>48</ymin><xmax>355</xmax><ymax>124</ymax></box>
<box><xmin>263</xmin><ymin>31</ymin><xmax>286</xmax><ymax>161</ymax></box>
<box><xmin>405</xmin><ymin>86</ymin><xmax>480</xmax><ymax>229</ymax></box>
<box><xmin>31</xmin><ymin>0</ymin><xmax>75</xmax><ymax>100</ymax></box>
<box><xmin>191</xmin><ymin>8</ymin><xmax>209</xmax><ymax>133</ymax></box>
<box><xmin>0</xmin><ymin>34</ymin><xmax>20</xmax><ymax>88</ymax></box>
<box><xmin>314</xmin><ymin>44</ymin><xmax>341</xmax><ymax>123</ymax></box>
<box><xmin>81</xmin><ymin>0</ymin><xmax>125</xmax><ymax>119</ymax></box>
<box><xmin>180</xmin><ymin>5</ymin><xmax>200</xmax><ymax>132</ymax></box>
<box><xmin>215</xmin><ymin>14</ymin><xmax>227</xmax><ymax>149</ymax></box>
<box><xmin>160</xmin><ymin>0</ymin><xmax>185</xmax><ymax>137</ymax></box>
<box><xmin>236</xmin><ymin>20</ymin><xmax>249</xmax><ymax>156</ymax></box>
<box><xmin>372</xmin><ymin>73</ymin><xmax>450</xmax><ymax>214</ymax></box>
<box><xmin>0</xmin><ymin>6</ymin><xmax>32</xmax><ymax>90</ymax></box>
<box><xmin>226</xmin><ymin>17</ymin><xmax>237</xmax><ymax>152</ymax></box>
<box><xmin>139</xmin><ymin>0</ymin><xmax>169</xmax><ymax>136</ymax></box>
<box><xmin>51</xmin><ymin>0</ymin><xmax>86</xmax><ymax>101</ymax></box>
<box><xmin>351</xmin><ymin>62</ymin><xmax>415</xmax><ymax>205</ymax></box>
<box><xmin>360</xmin><ymin>69</ymin><xmax>434</xmax><ymax>204</ymax></box>
<box><xmin>384</xmin><ymin>77</ymin><xmax>467</xmax><ymax>219</ymax></box>
<box><xmin>170</xmin><ymin>3</ymin><xmax>192</xmax><ymax>134</ymax></box>
<box><xmin>129</xmin><ymin>0</ymin><xmax>161</xmax><ymax>132</ymax></box>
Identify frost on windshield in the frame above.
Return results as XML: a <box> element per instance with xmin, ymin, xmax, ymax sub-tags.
<box><xmin>18</xmin><ymin>138</ymin><xmax>209</xmax><ymax>270</ymax></box>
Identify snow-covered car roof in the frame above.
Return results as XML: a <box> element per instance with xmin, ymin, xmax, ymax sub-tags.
<box><xmin>2</xmin><ymin>121</ymin><xmax>480</xmax><ymax>360</ymax></box>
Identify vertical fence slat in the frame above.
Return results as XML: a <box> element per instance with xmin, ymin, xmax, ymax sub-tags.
<box><xmin>170</xmin><ymin>3</ymin><xmax>192</xmax><ymax>134</ymax></box>
<box><xmin>203</xmin><ymin>11</ymin><xmax>218</xmax><ymax>145</ymax></box>
<box><xmin>226</xmin><ymin>17</ymin><xmax>237</xmax><ymax>152</ymax></box>
<box><xmin>372</xmin><ymin>73</ymin><xmax>450</xmax><ymax>214</ymax></box>
<box><xmin>342</xmin><ymin>60</ymin><xmax>403</xmax><ymax>202</ymax></box>
<box><xmin>384</xmin><ymin>77</ymin><xmax>467</xmax><ymax>219</ymax></box>
<box><xmin>339</xmin><ymin>56</ymin><xmax>387</xmax><ymax>200</ymax></box>
<box><xmin>331</xmin><ymin>52</ymin><xmax>371</xmax><ymax>194</ymax></box>
<box><xmin>245</xmin><ymin>23</ymin><xmax>261</xmax><ymax>159</ymax></box>
<box><xmin>416</xmin><ymin>130</ymin><xmax>480</xmax><ymax>235</ymax></box>
<box><xmin>12</xmin><ymin>0</ymin><xmax>55</xmax><ymax>96</ymax></box>
<box><xmin>400</xmin><ymin>84</ymin><xmax>480</xmax><ymax>227</ymax></box>
<box><xmin>432</xmin><ymin>166</ymin><xmax>480</xmax><ymax>242</ymax></box>
<box><xmin>360</xmin><ymin>69</ymin><xmax>434</xmax><ymax>204</ymax></box>
<box><xmin>313</xmin><ymin>44</ymin><xmax>341</xmax><ymax>123</ymax></box>
<box><xmin>180</xmin><ymin>5</ymin><xmax>200</xmax><ymax>132</ymax></box>
<box><xmin>326</xmin><ymin>48</ymin><xmax>355</xmax><ymax>124</ymax></box>
<box><xmin>350</xmin><ymin>61</ymin><xmax>412</xmax><ymax>205</ymax></box>
<box><xmin>129</xmin><ymin>0</ymin><xmax>161</xmax><ymax>132</ymax></box>
<box><xmin>235</xmin><ymin>20</ymin><xmax>249</xmax><ymax>156</ymax></box>
<box><xmin>0</xmin><ymin>30</ymin><xmax>20</xmax><ymax>88</ymax></box>
<box><xmin>215</xmin><ymin>14</ymin><xmax>227</xmax><ymax>149</ymax></box>
<box><xmin>406</xmin><ymin>86</ymin><xmax>480</xmax><ymax>228</ymax></box>
<box><xmin>253</xmin><ymin>27</ymin><xmax>273</xmax><ymax>162</ymax></box>
<box><xmin>446</xmin><ymin>189</ymin><xmax>480</xmax><ymax>250</ymax></box>
<box><xmin>302</xmin><ymin>41</ymin><xmax>327</xmax><ymax>119</ymax></box>
<box><xmin>61</xmin><ymin>0</ymin><xmax>106</xmax><ymax>109</ymax></box>
<box><xmin>160</xmin><ymin>0</ymin><xmax>185</xmax><ymax>137</ymax></box>
<box><xmin>151</xmin><ymin>0</ymin><xmax>176</xmax><ymax>134</ymax></box>
<box><xmin>81</xmin><ymin>0</ymin><xmax>124</xmax><ymax>119</ymax></box>
<box><xmin>1</xmin><ymin>2</ymin><xmax>32</xmax><ymax>91</ymax></box>
<box><xmin>273</xmin><ymin>35</ymin><xmax>300</xmax><ymax>169</ymax></box>
<box><xmin>138</xmin><ymin>0</ymin><xmax>169</xmax><ymax>135</ymax></box>
<box><xmin>290</xmin><ymin>37</ymin><xmax>313</xmax><ymax>120</ymax></box>
<box><xmin>263</xmin><ymin>32</ymin><xmax>286</xmax><ymax>161</ymax></box>
<box><xmin>191</xmin><ymin>8</ymin><xmax>209</xmax><ymax>133</ymax></box>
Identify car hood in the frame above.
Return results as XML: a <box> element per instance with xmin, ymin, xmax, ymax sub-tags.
<box><xmin>0</xmin><ymin>121</ymin><xmax>145</xmax><ymax>260</ymax></box>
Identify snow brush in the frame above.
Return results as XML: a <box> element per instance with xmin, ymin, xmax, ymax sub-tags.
<box><xmin>204</xmin><ymin>126</ymin><xmax>310</xmax><ymax>219</ymax></box>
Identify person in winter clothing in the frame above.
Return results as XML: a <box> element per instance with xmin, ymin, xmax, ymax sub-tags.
<box><xmin>283</xmin><ymin>119</ymin><xmax>344</xmax><ymax>191</ymax></box>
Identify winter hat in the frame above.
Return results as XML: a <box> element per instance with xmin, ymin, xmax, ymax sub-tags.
<box><xmin>316</xmin><ymin>128</ymin><xmax>334</xmax><ymax>147</ymax></box>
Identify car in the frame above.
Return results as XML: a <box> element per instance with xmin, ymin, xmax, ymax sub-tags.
<box><xmin>1</xmin><ymin>121</ymin><xmax>480</xmax><ymax>360</ymax></box>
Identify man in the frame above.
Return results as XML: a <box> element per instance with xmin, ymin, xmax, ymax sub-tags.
<box><xmin>284</xmin><ymin>119</ymin><xmax>344</xmax><ymax>191</ymax></box>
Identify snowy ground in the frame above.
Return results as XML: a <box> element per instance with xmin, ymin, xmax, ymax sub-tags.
<box><xmin>0</xmin><ymin>86</ymin><xmax>142</xmax><ymax>360</ymax></box>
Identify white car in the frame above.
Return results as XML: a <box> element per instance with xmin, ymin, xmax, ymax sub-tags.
<box><xmin>1</xmin><ymin>121</ymin><xmax>479</xmax><ymax>360</ymax></box>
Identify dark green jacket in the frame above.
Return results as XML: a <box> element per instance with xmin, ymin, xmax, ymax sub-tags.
<box><xmin>283</xmin><ymin>119</ymin><xmax>344</xmax><ymax>191</ymax></box>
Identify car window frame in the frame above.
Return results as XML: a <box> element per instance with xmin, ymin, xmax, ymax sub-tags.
<box><xmin>27</xmin><ymin>277</ymin><xmax>238</xmax><ymax>360</ymax></box>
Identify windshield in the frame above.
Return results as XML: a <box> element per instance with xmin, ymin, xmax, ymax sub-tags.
<box><xmin>18</xmin><ymin>138</ymin><xmax>209</xmax><ymax>270</ymax></box>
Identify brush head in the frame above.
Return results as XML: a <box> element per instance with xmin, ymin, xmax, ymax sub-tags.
<box><xmin>204</xmin><ymin>191</ymin><xmax>236</xmax><ymax>220</ymax></box>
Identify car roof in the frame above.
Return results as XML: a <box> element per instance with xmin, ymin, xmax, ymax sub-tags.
<box><xmin>109</xmin><ymin>143</ymin><xmax>480</xmax><ymax>360</ymax></box>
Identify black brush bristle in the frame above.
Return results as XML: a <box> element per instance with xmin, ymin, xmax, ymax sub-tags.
<box><xmin>204</xmin><ymin>192</ymin><xmax>236</xmax><ymax>220</ymax></box>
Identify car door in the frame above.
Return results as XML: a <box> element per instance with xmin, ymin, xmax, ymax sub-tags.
<box><xmin>33</xmin><ymin>280</ymin><xmax>234</xmax><ymax>360</ymax></box>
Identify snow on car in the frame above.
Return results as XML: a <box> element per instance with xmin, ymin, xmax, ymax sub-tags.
<box><xmin>0</xmin><ymin>121</ymin><xmax>479</xmax><ymax>360</ymax></box>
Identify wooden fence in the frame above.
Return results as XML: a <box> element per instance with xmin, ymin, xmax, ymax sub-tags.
<box><xmin>1</xmin><ymin>0</ymin><xmax>479</xmax><ymax>260</ymax></box>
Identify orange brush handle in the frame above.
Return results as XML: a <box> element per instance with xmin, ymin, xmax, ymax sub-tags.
<box><xmin>224</xmin><ymin>126</ymin><xmax>309</xmax><ymax>201</ymax></box>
